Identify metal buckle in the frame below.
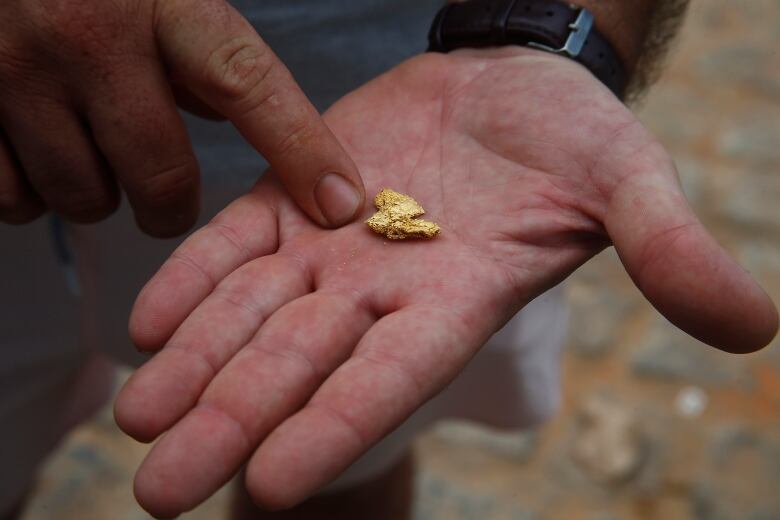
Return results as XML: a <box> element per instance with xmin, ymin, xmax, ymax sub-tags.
<box><xmin>527</xmin><ymin>5</ymin><xmax>594</xmax><ymax>58</ymax></box>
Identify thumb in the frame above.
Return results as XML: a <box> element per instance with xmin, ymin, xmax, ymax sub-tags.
<box><xmin>603</xmin><ymin>144</ymin><xmax>778</xmax><ymax>354</ymax></box>
<box><xmin>155</xmin><ymin>0</ymin><xmax>364</xmax><ymax>227</ymax></box>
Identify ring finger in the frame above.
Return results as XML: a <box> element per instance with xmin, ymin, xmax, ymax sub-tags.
<box><xmin>1</xmin><ymin>99</ymin><xmax>118</xmax><ymax>222</ymax></box>
<box><xmin>0</xmin><ymin>130</ymin><xmax>44</xmax><ymax>223</ymax></box>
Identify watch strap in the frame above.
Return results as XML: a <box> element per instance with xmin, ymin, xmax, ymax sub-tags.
<box><xmin>428</xmin><ymin>0</ymin><xmax>628</xmax><ymax>98</ymax></box>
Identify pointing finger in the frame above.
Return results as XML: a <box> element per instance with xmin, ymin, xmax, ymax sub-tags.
<box><xmin>156</xmin><ymin>0</ymin><xmax>365</xmax><ymax>228</ymax></box>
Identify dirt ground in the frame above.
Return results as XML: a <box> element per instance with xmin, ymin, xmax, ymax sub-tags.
<box><xmin>19</xmin><ymin>1</ymin><xmax>780</xmax><ymax>519</ymax></box>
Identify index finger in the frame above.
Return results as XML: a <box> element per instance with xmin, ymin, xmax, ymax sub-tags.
<box><xmin>156</xmin><ymin>0</ymin><xmax>365</xmax><ymax>228</ymax></box>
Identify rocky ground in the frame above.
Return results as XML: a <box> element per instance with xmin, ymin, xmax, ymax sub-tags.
<box><xmin>19</xmin><ymin>1</ymin><xmax>780</xmax><ymax>519</ymax></box>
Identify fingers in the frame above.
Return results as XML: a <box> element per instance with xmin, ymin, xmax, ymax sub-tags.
<box><xmin>0</xmin><ymin>132</ymin><xmax>44</xmax><ymax>223</ymax></box>
<box><xmin>604</xmin><ymin>144</ymin><xmax>778</xmax><ymax>353</ymax></box>
<box><xmin>115</xmin><ymin>253</ymin><xmax>312</xmax><ymax>442</ymax></box>
<box><xmin>155</xmin><ymin>0</ymin><xmax>365</xmax><ymax>228</ymax></box>
<box><xmin>84</xmin><ymin>60</ymin><xmax>200</xmax><ymax>238</ymax></box>
<box><xmin>0</xmin><ymin>1</ymin><xmax>197</xmax><ymax>234</ymax></box>
<box><xmin>1</xmin><ymin>101</ymin><xmax>118</xmax><ymax>223</ymax></box>
<box><xmin>132</xmin><ymin>290</ymin><xmax>375</xmax><ymax>518</ymax></box>
<box><xmin>245</xmin><ymin>304</ymin><xmax>486</xmax><ymax>510</ymax></box>
<box><xmin>170</xmin><ymin>82</ymin><xmax>226</xmax><ymax>121</ymax></box>
<box><xmin>129</xmin><ymin>186</ymin><xmax>280</xmax><ymax>351</ymax></box>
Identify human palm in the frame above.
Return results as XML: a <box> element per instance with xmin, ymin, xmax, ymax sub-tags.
<box><xmin>115</xmin><ymin>48</ymin><xmax>777</xmax><ymax>517</ymax></box>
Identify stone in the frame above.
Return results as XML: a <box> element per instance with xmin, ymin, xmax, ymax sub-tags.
<box><xmin>638</xmin><ymin>84</ymin><xmax>710</xmax><ymax>146</ymax></box>
<box><xmin>432</xmin><ymin>421</ymin><xmax>538</xmax><ymax>464</ymax></box>
<box><xmin>695</xmin><ymin>44</ymin><xmax>780</xmax><ymax>99</ymax></box>
<box><xmin>630</xmin><ymin>318</ymin><xmax>752</xmax><ymax>388</ymax></box>
<box><xmin>567</xmin><ymin>283</ymin><xmax>638</xmax><ymax>358</ymax></box>
<box><xmin>674</xmin><ymin>154</ymin><xmax>708</xmax><ymax>209</ymax></box>
<box><xmin>589</xmin><ymin>514</ymin><xmax>624</xmax><ymax>520</ymax></box>
<box><xmin>758</xmin><ymin>335</ymin><xmax>780</xmax><ymax>372</ymax></box>
<box><xmin>688</xmin><ymin>425</ymin><xmax>780</xmax><ymax>520</ymax></box>
<box><xmin>717</xmin><ymin>111</ymin><xmax>780</xmax><ymax>167</ymax></box>
<box><xmin>709</xmin><ymin>424</ymin><xmax>761</xmax><ymax>466</ymax></box>
<box><xmin>570</xmin><ymin>393</ymin><xmax>646</xmax><ymax>484</ymax></box>
<box><xmin>674</xmin><ymin>386</ymin><xmax>709</xmax><ymax>418</ymax></box>
<box><xmin>414</xmin><ymin>472</ymin><xmax>533</xmax><ymax>520</ymax></box>
<box><xmin>736</xmin><ymin>240</ymin><xmax>780</xmax><ymax>279</ymax></box>
<box><xmin>719</xmin><ymin>176</ymin><xmax>780</xmax><ymax>231</ymax></box>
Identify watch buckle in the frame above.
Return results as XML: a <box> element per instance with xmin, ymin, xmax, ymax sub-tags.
<box><xmin>527</xmin><ymin>5</ymin><xmax>594</xmax><ymax>58</ymax></box>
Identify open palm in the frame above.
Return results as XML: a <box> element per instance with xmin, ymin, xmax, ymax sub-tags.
<box><xmin>115</xmin><ymin>48</ymin><xmax>777</xmax><ymax>517</ymax></box>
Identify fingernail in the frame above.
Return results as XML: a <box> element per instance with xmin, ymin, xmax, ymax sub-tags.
<box><xmin>314</xmin><ymin>173</ymin><xmax>361</xmax><ymax>227</ymax></box>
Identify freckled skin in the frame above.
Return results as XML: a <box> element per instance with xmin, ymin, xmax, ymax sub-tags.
<box><xmin>116</xmin><ymin>48</ymin><xmax>777</xmax><ymax>518</ymax></box>
<box><xmin>0</xmin><ymin>0</ymin><xmax>363</xmax><ymax>233</ymax></box>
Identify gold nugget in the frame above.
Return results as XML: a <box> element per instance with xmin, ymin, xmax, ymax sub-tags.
<box><xmin>365</xmin><ymin>188</ymin><xmax>440</xmax><ymax>240</ymax></box>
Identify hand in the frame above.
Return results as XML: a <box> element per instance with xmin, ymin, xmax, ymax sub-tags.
<box><xmin>115</xmin><ymin>48</ymin><xmax>778</xmax><ymax>516</ymax></box>
<box><xmin>0</xmin><ymin>0</ymin><xmax>363</xmax><ymax>236</ymax></box>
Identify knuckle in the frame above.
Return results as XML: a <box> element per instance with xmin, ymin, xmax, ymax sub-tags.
<box><xmin>56</xmin><ymin>183</ymin><xmax>118</xmax><ymax>221</ymax></box>
<box><xmin>0</xmin><ymin>1</ymin><xmax>127</xmax><ymax>84</ymax></box>
<box><xmin>0</xmin><ymin>189</ymin><xmax>37</xmax><ymax>223</ymax></box>
<box><xmin>0</xmin><ymin>41</ymin><xmax>41</xmax><ymax>88</ymax></box>
<box><xmin>0</xmin><ymin>42</ymin><xmax>22</xmax><ymax>71</ymax></box>
<box><xmin>205</xmin><ymin>38</ymin><xmax>276</xmax><ymax>110</ymax></box>
<box><xmin>133</xmin><ymin>159</ymin><xmax>198</xmax><ymax>208</ymax></box>
<box><xmin>212</xmin><ymin>285</ymin><xmax>261</xmax><ymax>317</ymax></box>
<box><xmin>208</xmin><ymin>221</ymin><xmax>252</xmax><ymax>262</ymax></box>
<box><xmin>274</xmin><ymin>118</ymin><xmax>314</xmax><ymax>159</ymax></box>
<box><xmin>34</xmin><ymin>154</ymin><xmax>117</xmax><ymax>220</ymax></box>
<box><xmin>27</xmin><ymin>0</ymin><xmax>130</xmax><ymax>63</ymax></box>
<box><xmin>38</xmin><ymin>2</ymin><xmax>111</xmax><ymax>44</ymax></box>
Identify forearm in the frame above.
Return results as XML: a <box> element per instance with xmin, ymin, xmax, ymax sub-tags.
<box><xmin>569</xmin><ymin>0</ymin><xmax>691</xmax><ymax>101</ymax></box>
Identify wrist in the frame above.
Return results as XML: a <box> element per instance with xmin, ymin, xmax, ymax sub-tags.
<box><xmin>433</xmin><ymin>0</ymin><xmax>630</xmax><ymax>97</ymax></box>
<box><xmin>439</xmin><ymin>0</ymin><xmax>690</xmax><ymax>102</ymax></box>
<box><xmin>444</xmin><ymin>0</ymin><xmax>651</xmax><ymax>76</ymax></box>
<box><xmin>567</xmin><ymin>0</ymin><xmax>652</xmax><ymax>73</ymax></box>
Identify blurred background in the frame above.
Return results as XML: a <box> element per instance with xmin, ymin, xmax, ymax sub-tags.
<box><xmin>19</xmin><ymin>0</ymin><xmax>779</xmax><ymax>519</ymax></box>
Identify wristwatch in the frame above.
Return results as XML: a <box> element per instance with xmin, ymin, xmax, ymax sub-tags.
<box><xmin>428</xmin><ymin>0</ymin><xmax>628</xmax><ymax>98</ymax></box>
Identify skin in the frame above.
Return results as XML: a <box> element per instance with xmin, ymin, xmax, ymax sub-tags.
<box><xmin>572</xmin><ymin>0</ymin><xmax>692</xmax><ymax>101</ymax></box>
<box><xmin>114</xmin><ymin>47</ymin><xmax>778</xmax><ymax>518</ymax></box>
<box><xmin>573</xmin><ymin>0</ymin><xmax>655</xmax><ymax>69</ymax></box>
<box><xmin>0</xmin><ymin>0</ymin><xmax>364</xmax><ymax>235</ymax></box>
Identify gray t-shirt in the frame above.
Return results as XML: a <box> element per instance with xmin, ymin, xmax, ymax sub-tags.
<box><xmin>185</xmin><ymin>0</ymin><xmax>442</xmax><ymax>186</ymax></box>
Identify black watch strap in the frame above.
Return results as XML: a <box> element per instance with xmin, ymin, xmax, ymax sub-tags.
<box><xmin>428</xmin><ymin>0</ymin><xmax>628</xmax><ymax>98</ymax></box>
